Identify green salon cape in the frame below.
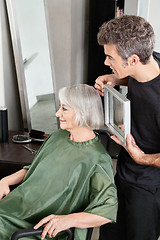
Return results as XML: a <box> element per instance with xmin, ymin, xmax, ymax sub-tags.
<box><xmin>0</xmin><ymin>129</ymin><xmax>117</xmax><ymax>239</ymax></box>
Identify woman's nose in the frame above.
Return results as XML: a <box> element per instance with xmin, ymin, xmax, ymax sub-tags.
<box><xmin>56</xmin><ymin>108</ymin><xmax>61</xmax><ymax>117</ymax></box>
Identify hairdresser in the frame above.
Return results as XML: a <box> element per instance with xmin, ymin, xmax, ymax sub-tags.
<box><xmin>95</xmin><ymin>15</ymin><xmax>160</xmax><ymax>240</ymax></box>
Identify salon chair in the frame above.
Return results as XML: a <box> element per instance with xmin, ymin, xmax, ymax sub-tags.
<box><xmin>11</xmin><ymin>129</ymin><xmax>119</xmax><ymax>240</ymax></box>
<box><xmin>96</xmin><ymin>129</ymin><xmax>121</xmax><ymax>159</ymax></box>
<box><xmin>11</xmin><ymin>227</ymin><xmax>93</xmax><ymax>240</ymax></box>
<box><xmin>11</xmin><ymin>227</ymin><xmax>73</xmax><ymax>240</ymax></box>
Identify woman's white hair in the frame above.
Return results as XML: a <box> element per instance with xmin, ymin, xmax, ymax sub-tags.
<box><xmin>58</xmin><ymin>84</ymin><xmax>104</xmax><ymax>130</ymax></box>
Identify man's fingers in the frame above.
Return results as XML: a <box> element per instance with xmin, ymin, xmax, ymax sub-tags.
<box><xmin>111</xmin><ymin>135</ymin><xmax>123</xmax><ymax>146</ymax></box>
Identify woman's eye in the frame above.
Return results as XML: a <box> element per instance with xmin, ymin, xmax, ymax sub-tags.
<box><xmin>62</xmin><ymin>107</ymin><xmax>68</xmax><ymax>111</ymax></box>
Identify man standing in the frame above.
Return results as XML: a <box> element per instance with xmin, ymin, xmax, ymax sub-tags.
<box><xmin>95</xmin><ymin>15</ymin><xmax>160</xmax><ymax>240</ymax></box>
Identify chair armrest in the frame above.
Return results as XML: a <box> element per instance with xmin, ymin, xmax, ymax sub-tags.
<box><xmin>11</xmin><ymin>227</ymin><xmax>74</xmax><ymax>240</ymax></box>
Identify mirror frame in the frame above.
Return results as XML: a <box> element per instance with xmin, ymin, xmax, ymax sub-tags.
<box><xmin>104</xmin><ymin>84</ymin><xmax>130</xmax><ymax>145</ymax></box>
<box><xmin>6</xmin><ymin>0</ymin><xmax>57</xmax><ymax>131</ymax></box>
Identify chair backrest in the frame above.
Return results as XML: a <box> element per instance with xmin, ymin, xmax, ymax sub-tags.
<box><xmin>87</xmin><ymin>228</ymin><xmax>93</xmax><ymax>240</ymax></box>
<box><xmin>96</xmin><ymin>129</ymin><xmax>121</xmax><ymax>159</ymax></box>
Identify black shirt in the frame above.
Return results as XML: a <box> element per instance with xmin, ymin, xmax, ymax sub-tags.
<box><xmin>117</xmin><ymin>51</ymin><xmax>160</xmax><ymax>186</ymax></box>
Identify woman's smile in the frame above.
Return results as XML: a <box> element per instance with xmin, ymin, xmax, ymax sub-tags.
<box><xmin>59</xmin><ymin>119</ymin><xmax>65</xmax><ymax>122</ymax></box>
<box><xmin>56</xmin><ymin>103</ymin><xmax>76</xmax><ymax>130</ymax></box>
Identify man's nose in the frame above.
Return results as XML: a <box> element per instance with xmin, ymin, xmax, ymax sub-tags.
<box><xmin>104</xmin><ymin>57</ymin><xmax>110</xmax><ymax>66</ymax></box>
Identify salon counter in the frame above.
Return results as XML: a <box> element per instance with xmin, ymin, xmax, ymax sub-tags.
<box><xmin>0</xmin><ymin>131</ymin><xmax>42</xmax><ymax>179</ymax></box>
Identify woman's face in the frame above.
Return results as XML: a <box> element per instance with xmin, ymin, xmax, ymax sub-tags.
<box><xmin>56</xmin><ymin>103</ymin><xmax>76</xmax><ymax>131</ymax></box>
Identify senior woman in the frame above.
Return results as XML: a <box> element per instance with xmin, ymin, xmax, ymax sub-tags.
<box><xmin>0</xmin><ymin>84</ymin><xmax>117</xmax><ymax>240</ymax></box>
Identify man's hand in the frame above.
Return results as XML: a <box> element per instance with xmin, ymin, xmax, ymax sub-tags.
<box><xmin>95</xmin><ymin>75</ymin><xmax>129</xmax><ymax>96</ymax></box>
<box><xmin>125</xmin><ymin>134</ymin><xmax>145</xmax><ymax>164</ymax></box>
<box><xmin>112</xmin><ymin>134</ymin><xmax>160</xmax><ymax>167</ymax></box>
<box><xmin>111</xmin><ymin>134</ymin><xmax>144</xmax><ymax>165</ymax></box>
<box><xmin>94</xmin><ymin>74</ymin><xmax>116</xmax><ymax>96</ymax></box>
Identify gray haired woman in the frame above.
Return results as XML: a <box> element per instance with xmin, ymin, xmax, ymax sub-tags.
<box><xmin>0</xmin><ymin>84</ymin><xmax>117</xmax><ymax>240</ymax></box>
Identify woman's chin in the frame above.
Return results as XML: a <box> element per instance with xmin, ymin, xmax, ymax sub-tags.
<box><xmin>59</xmin><ymin>124</ymin><xmax>66</xmax><ymax>130</ymax></box>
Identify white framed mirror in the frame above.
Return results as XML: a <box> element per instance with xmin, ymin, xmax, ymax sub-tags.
<box><xmin>104</xmin><ymin>84</ymin><xmax>130</xmax><ymax>145</ymax></box>
<box><xmin>6</xmin><ymin>0</ymin><xmax>58</xmax><ymax>134</ymax></box>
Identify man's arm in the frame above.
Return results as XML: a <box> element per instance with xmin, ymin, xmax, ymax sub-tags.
<box><xmin>94</xmin><ymin>74</ymin><xmax>129</xmax><ymax>96</ymax></box>
<box><xmin>111</xmin><ymin>134</ymin><xmax>160</xmax><ymax>168</ymax></box>
<box><xmin>139</xmin><ymin>153</ymin><xmax>160</xmax><ymax>167</ymax></box>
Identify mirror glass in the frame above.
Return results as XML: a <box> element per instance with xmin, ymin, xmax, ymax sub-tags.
<box><xmin>112</xmin><ymin>96</ymin><xmax>124</xmax><ymax>136</ymax></box>
<box><xmin>104</xmin><ymin>84</ymin><xmax>130</xmax><ymax>145</ymax></box>
<box><xmin>6</xmin><ymin>0</ymin><xmax>58</xmax><ymax>134</ymax></box>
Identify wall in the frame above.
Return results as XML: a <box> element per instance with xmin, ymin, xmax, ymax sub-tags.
<box><xmin>45</xmin><ymin>0</ymin><xmax>72</xmax><ymax>108</ymax></box>
<box><xmin>45</xmin><ymin>0</ymin><xmax>88</xmax><ymax>110</ymax></box>
<box><xmin>147</xmin><ymin>0</ymin><xmax>160</xmax><ymax>52</ymax></box>
<box><xmin>0</xmin><ymin>0</ymin><xmax>23</xmax><ymax>131</ymax></box>
<box><xmin>71</xmin><ymin>0</ymin><xmax>88</xmax><ymax>85</ymax></box>
<box><xmin>124</xmin><ymin>0</ymin><xmax>160</xmax><ymax>52</ymax></box>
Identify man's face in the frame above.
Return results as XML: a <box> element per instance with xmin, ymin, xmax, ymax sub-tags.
<box><xmin>104</xmin><ymin>44</ymin><xmax>130</xmax><ymax>79</ymax></box>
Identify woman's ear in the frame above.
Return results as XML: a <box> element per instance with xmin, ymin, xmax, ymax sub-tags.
<box><xmin>128</xmin><ymin>54</ymin><xmax>140</xmax><ymax>66</ymax></box>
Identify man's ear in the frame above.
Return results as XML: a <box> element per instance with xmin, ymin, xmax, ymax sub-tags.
<box><xmin>128</xmin><ymin>54</ymin><xmax>140</xmax><ymax>66</ymax></box>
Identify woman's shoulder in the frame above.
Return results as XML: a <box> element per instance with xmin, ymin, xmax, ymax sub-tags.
<box><xmin>43</xmin><ymin>129</ymin><xmax>69</xmax><ymax>146</ymax></box>
<box><xmin>86</xmin><ymin>140</ymin><xmax>113</xmax><ymax>168</ymax></box>
<box><xmin>50</xmin><ymin>129</ymin><xmax>69</xmax><ymax>139</ymax></box>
